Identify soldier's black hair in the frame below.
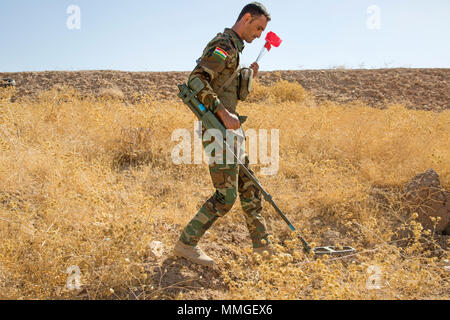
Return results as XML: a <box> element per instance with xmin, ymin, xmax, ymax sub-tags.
<box><xmin>237</xmin><ymin>2</ymin><xmax>271</xmax><ymax>23</ymax></box>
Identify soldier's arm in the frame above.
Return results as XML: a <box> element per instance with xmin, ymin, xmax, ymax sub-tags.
<box><xmin>188</xmin><ymin>40</ymin><xmax>234</xmax><ymax>114</ymax></box>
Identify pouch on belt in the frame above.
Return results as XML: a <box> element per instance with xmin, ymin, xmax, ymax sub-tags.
<box><xmin>238</xmin><ymin>67</ymin><xmax>254</xmax><ymax>101</ymax></box>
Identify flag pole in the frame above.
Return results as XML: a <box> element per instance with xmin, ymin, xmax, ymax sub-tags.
<box><xmin>256</xmin><ymin>46</ymin><xmax>267</xmax><ymax>64</ymax></box>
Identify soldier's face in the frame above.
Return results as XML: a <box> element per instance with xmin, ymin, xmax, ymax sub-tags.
<box><xmin>243</xmin><ymin>14</ymin><xmax>268</xmax><ymax>43</ymax></box>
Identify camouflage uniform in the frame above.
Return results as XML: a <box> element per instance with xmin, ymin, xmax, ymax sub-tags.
<box><xmin>179</xmin><ymin>28</ymin><xmax>270</xmax><ymax>249</ymax></box>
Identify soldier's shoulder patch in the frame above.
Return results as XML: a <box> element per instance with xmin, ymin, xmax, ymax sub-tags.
<box><xmin>212</xmin><ymin>47</ymin><xmax>228</xmax><ymax>62</ymax></box>
<box><xmin>197</xmin><ymin>37</ymin><xmax>234</xmax><ymax>74</ymax></box>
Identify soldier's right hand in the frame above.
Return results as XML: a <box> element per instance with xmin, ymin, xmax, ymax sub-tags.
<box><xmin>216</xmin><ymin>107</ymin><xmax>241</xmax><ymax>130</ymax></box>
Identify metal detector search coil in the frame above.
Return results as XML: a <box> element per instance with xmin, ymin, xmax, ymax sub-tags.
<box><xmin>313</xmin><ymin>246</ymin><xmax>355</xmax><ymax>256</ymax></box>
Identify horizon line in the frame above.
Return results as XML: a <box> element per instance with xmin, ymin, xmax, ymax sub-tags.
<box><xmin>2</xmin><ymin>67</ymin><xmax>450</xmax><ymax>74</ymax></box>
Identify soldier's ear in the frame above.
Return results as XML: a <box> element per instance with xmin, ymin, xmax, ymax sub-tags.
<box><xmin>242</xmin><ymin>12</ymin><xmax>253</xmax><ymax>24</ymax></box>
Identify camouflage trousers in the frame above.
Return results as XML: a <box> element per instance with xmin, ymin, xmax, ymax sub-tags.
<box><xmin>179</xmin><ymin>130</ymin><xmax>270</xmax><ymax>249</ymax></box>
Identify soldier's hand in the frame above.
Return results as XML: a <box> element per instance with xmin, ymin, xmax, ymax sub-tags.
<box><xmin>250</xmin><ymin>62</ymin><xmax>259</xmax><ymax>78</ymax></box>
<box><xmin>216</xmin><ymin>107</ymin><xmax>241</xmax><ymax>130</ymax></box>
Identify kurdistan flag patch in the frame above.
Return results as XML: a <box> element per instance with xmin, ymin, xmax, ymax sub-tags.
<box><xmin>213</xmin><ymin>47</ymin><xmax>228</xmax><ymax>61</ymax></box>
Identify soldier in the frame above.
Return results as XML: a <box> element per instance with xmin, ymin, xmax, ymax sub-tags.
<box><xmin>174</xmin><ymin>2</ymin><xmax>275</xmax><ymax>267</ymax></box>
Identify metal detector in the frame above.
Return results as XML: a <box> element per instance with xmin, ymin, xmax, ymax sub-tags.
<box><xmin>178</xmin><ymin>81</ymin><xmax>356</xmax><ymax>257</ymax></box>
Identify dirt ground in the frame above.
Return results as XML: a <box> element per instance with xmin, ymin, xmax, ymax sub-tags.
<box><xmin>1</xmin><ymin>68</ymin><xmax>449</xmax><ymax>112</ymax></box>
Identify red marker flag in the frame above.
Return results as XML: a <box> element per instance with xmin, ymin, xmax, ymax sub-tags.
<box><xmin>264</xmin><ymin>31</ymin><xmax>282</xmax><ymax>51</ymax></box>
<box><xmin>256</xmin><ymin>31</ymin><xmax>282</xmax><ymax>63</ymax></box>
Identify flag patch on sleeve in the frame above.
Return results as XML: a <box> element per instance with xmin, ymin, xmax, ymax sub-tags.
<box><xmin>212</xmin><ymin>47</ymin><xmax>228</xmax><ymax>61</ymax></box>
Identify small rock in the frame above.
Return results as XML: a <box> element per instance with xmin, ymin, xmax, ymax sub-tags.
<box><xmin>149</xmin><ymin>240</ymin><xmax>164</xmax><ymax>258</ymax></box>
<box><xmin>1</xmin><ymin>78</ymin><xmax>16</xmax><ymax>88</ymax></box>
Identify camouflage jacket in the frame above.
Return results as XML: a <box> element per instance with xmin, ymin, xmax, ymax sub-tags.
<box><xmin>188</xmin><ymin>28</ymin><xmax>245</xmax><ymax>115</ymax></box>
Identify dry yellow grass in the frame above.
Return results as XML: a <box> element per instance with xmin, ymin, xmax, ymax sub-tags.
<box><xmin>0</xmin><ymin>82</ymin><xmax>448</xmax><ymax>300</ymax></box>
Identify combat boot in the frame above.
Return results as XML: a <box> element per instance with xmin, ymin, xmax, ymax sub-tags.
<box><xmin>173</xmin><ymin>240</ymin><xmax>214</xmax><ymax>267</ymax></box>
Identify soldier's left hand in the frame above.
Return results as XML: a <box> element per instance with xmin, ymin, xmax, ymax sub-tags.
<box><xmin>250</xmin><ymin>62</ymin><xmax>259</xmax><ymax>78</ymax></box>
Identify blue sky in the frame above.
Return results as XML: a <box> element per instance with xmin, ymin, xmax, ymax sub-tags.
<box><xmin>1</xmin><ymin>0</ymin><xmax>449</xmax><ymax>72</ymax></box>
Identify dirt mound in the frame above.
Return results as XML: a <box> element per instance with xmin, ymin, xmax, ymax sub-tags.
<box><xmin>1</xmin><ymin>68</ymin><xmax>449</xmax><ymax>111</ymax></box>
